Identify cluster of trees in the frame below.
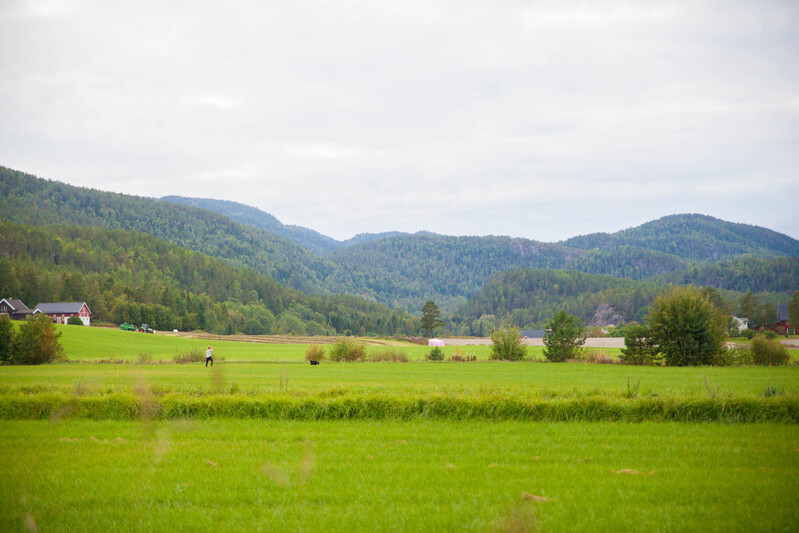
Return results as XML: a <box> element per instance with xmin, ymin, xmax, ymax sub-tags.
<box><xmin>447</xmin><ymin>267</ymin><xmax>790</xmax><ymax>335</ymax></box>
<box><xmin>480</xmin><ymin>284</ymin><xmax>796</xmax><ymax>367</ymax></box>
<box><xmin>0</xmin><ymin>222</ymin><xmax>419</xmax><ymax>336</ymax></box>
<box><xmin>0</xmin><ymin>314</ymin><xmax>63</xmax><ymax>365</ymax></box>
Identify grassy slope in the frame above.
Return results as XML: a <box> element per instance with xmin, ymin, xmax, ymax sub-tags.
<box><xmin>1</xmin><ymin>419</ymin><xmax>797</xmax><ymax>532</ymax></box>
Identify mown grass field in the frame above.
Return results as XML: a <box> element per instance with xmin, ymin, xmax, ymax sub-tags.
<box><xmin>2</xmin><ymin>325</ymin><xmax>798</xmax><ymax>531</ymax></box>
<box><xmin>2</xmin><ymin>419</ymin><xmax>797</xmax><ymax>532</ymax></box>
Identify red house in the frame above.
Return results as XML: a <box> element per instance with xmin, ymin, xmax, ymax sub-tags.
<box><xmin>34</xmin><ymin>302</ymin><xmax>92</xmax><ymax>326</ymax></box>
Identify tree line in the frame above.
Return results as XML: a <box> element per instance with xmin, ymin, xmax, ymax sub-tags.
<box><xmin>0</xmin><ymin>222</ymin><xmax>419</xmax><ymax>336</ymax></box>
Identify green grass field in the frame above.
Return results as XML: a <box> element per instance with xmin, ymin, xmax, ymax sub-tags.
<box><xmin>1</xmin><ymin>326</ymin><xmax>798</xmax><ymax>531</ymax></box>
<box><xmin>2</xmin><ymin>419</ymin><xmax>797</xmax><ymax>532</ymax></box>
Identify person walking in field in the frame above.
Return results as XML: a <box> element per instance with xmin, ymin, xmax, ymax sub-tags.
<box><xmin>206</xmin><ymin>345</ymin><xmax>214</xmax><ymax>367</ymax></box>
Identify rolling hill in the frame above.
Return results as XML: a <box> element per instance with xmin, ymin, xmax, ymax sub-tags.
<box><xmin>2</xmin><ymin>165</ymin><xmax>797</xmax><ymax>319</ymax></box>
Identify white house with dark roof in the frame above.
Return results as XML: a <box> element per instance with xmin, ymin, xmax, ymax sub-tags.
<box><xmin>34</xmin><ymin>302</ymin><xmax>91</xmax><ymax>326</ymax></box>
<box><xmin>0</xmin><ymin>298</ymin><xmax>34</xmax><ymax>320</ymax></box>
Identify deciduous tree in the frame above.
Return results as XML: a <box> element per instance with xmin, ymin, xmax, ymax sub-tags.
<box><xmin>646</xmin><ymin>286</ymin><xmax>727</xmax><ymax>366</ymax></box>
<box><xmin>11</xmin><ymin>314</ymin><xmax>63</xmax><ymax>365</ymax></box>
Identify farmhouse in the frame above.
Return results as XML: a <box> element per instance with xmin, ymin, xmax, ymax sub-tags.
<box><xmin>0</xmin><ymin>298</ymin><xmax>34</xmax><ymax>320</ymax></box>
<box><xmin>35</xmin><ymin>302</ymin><xmax>92</xmax><ymax>326</ymax></box>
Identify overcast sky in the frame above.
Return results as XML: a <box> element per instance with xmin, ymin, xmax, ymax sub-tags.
<box><xmin>1</xmin><ymin>0</ymin><xmax>797</xmax><ymax>242</ymax></box>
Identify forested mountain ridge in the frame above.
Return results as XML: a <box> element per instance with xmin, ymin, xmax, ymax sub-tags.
<box><xmin>160</xmin><ymin>196</ymin><xmax>409</xmax><ymax>255</ymax></box>
<box><xmin>325</xmin><ymin>233</ymin><xmax>581</xmax><ymax>312</ymax></box>
<box><xmin>0</xmin><ymin>166</ymin><xmax>364</xmax><ymax>296</ymax></box>
<box><xmin>160</xmin><ymin>196</ymin><xmax>343</xmax><ymax>255</ymax></box>
<box><xmin>561</xmin><ymin>214</ymin><xmax>799</xmax><ymax>260</ymax></box>
<box><xmin>0</xmin><ymin>221</ymin><xmax>418</xmax><ymax>335</ymax></box>
<box><xmin>2</xmin><ymin>166</ymin><xmax>796</xmax><ymax>319</ymax></box>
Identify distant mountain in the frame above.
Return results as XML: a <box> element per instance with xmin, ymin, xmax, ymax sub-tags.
<box><xmin>160</xmin><ymin>196</ymin><xmax>343</xmax><ymax>255</ymax></box>
<box><xmin>2</xmin><ymin>166</ymin><xmax>796</xmax><ymax>321</ymax></box>
<box><xmin>160</xmin><ymin>196</ymin><xmax>409</xmax><ymax>254</ymax></box>
<box><xmin>0</xmin><ymin>166</ymin><xmax>353</xmax><ymax>295</ymax></box>
<box><xmin>325</xmin><ymin>233</ymin><xmax>582</xmax><ymax>312</ymax></box>
<box><xmin>561</xmin><ymin>214</ymin><xmax>799</xmax><ymax>260</ymax></box>
<box><xmin>0</xmin><ymin>220</ymin><xmax>416</xmax><ymax>336</ymax></box>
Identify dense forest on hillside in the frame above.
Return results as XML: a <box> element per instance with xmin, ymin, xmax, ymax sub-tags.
<box><xmin>450</xmin><ymin>268</ymin><xmax>789</xmax><ymax>334</ymax></box>
<box><xmin>0</xmin><ymin>167</ymin><xmax>359</xmax><ymax>296</ymax></box>
<box><xmin>2</xmin><ymin>166</ymin><xmax>797</xmax><ymax>323</ymax></box>
<box><xmin>161</xmin><ymin>196</ymin><xmax>343</xmax><ymax>255</ymax></box>
<box><xmin>562</xmin><ymin>214</ymin><xmax>799</xmax><ymax>259</ymax></box>
<box><xmin>326</xmin><ymin>234</ymin><xmax>581</xmax><ymax>312</ymax></box>
<box><xmin>160</xmin><ymin>196</ymin><xmax>409</xmax><ymax>255</ymax></box>
<box><xmin>0</xmin><ymin>222</ymin><xmax>418</xmax><ymax>336</ymax></box>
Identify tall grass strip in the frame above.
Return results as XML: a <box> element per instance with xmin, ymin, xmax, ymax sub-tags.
<box><xmin>0</xmin><ymin>393</ymin><xmax>797</xmax><ymax>422</ymax></box>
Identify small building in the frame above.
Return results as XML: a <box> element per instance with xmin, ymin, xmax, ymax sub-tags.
<box><xmin>34</xmin><ymin>302</ymin><xmax>91</xmax><ymax>326</ymax></box>
<box><xmin>731</xmin><ymin>316</ymin><xmax>749</xmax><ymax>332</ymax></box>
<box><xmin>0</xmin><ymin>298</ymin><xmax>34</xmax><ymax>320</ymax></box>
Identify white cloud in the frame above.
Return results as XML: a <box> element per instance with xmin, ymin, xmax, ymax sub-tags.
<box><xmin>0</xmin><ymin>0</ymin><xmax>797</xmax><ymax>242</ymax></box>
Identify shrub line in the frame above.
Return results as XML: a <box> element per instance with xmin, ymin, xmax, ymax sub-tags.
<box><xmin>0</xmin><ymin>393</ymin><xmax>796</xmax><ymax>423</ymax></box>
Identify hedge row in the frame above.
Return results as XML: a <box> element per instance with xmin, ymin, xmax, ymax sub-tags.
<box><xmin>0</xmin><ymin>393</ymin><xmax>797</xmax><ymax>423</ymax></box>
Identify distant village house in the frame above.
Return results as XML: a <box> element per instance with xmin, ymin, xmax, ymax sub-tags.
<box><xmin>35</xmin><ymin>302</ymin><xmax>92</xmax><ymax>326</ymax></box>
<box><xmin>0</xmin><ymin>298</ymin><xmax>91</xmax><ymax>326</ymax></box>
<box><xmin>0</xmin><ymin>298</ymin><xmax>34</xmax><ymax>320</ymax></box>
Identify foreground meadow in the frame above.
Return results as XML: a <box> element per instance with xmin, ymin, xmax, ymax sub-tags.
<box><xmin>2</xmin><ymin>419</ymin><xmax>798</xmax><ymax>532</ymax></box>
<box><xmin>2</xmin><ymin>327</ymin><xmax>798</xmax><ymax>531</ymax></box>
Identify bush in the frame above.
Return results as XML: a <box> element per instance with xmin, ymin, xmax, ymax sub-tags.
<box><xmin>750</xmin><ymin>336</ymin><xmax>790</xmax><ymax>366</ymax></box>
<box><xmin>172</xmin><ymin>349</ymin><xmax>204</xmax><ymax>364</ymax></box>
<box><xmin>489</xmin><ymin>326</ymin><xmax>527</xmax><ymax>361</ymax></box>
<box><xmin>0</xmin><ymin>315</ymin><xmax>13</xmax><ymax>365</ymax></box>
<box><xmin>11</xmin><ymin>314</ymin><xmax>64</xmax><ymax>364</ymax></box>
<box><xmin>448</xmin><ymin>346</ymin><xmax>477</xmax><ymax>362</ymax></box>
<box><xmin>620</xmin><ymin>324</ymin><xmax>661</xmax><ymax>365</ymax></box>
<box><xmin>67</xmin><ymin>315</ymin><xmax>84</xmax><ymax>326</ymax></box>
<box><xmin>736</xmin><ymin>329</ymin><xmax>756</xmax><ymax>340</ymax></box>
<box><xmin>305</xmin><ymin>345</ymin><xmax>326</xmax><ymax>363</ymax></box>
<box><xmin>371</xmin><ymin>349</ymin><xmax>409</xmax><ymax>362</ymax></box>
<box><xmin>427</xmin><ymin>346</ymin><xmax>445</xmax><ymax>361</ymax></box>
<box><xmin>543</xmin><ymin>311</ymin><xmax>586</xmax><ymax>362</ymax></box>
<box><xmin>712</xmin><ymin>345</ymin><xmax>749</xmax><ymax>366</ymax></box>
<box><xmin>580</xmin><ymin>349</ymin><xmax>615</xmax><ymax>364</ymax></box>
<box><xmin>329</xmin><ymin>338</ymin><xmax>365</xmax><ymax>361</ymax></box>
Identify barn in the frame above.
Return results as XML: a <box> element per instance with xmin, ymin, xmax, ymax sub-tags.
<box><xmin>35</xmin><ymin>302</ymin><xmax>92</xmax><ymax>326</ymax></box>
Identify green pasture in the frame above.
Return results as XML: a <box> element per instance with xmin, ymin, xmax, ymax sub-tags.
<box><xmin>2</xmin><ymin>326</ymin><xmax>798</xmax><ymax>531</ymax></box>
<box><xmin>2</xmin><ymin>419</ymin><xmax>797</xmax><ymax>532</ymax></box>
<box><xmin>2</xmin><ymin>361</ymin><xmax>798</xmax><ymax>400</ymax></box>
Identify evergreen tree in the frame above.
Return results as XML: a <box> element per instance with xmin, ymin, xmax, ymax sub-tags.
<box><xmin>543</xmin><ymin>311</ymin><xmax>587</xmax><ymax>362</ymax></box>
<box><xmin>789</xmin><ymin>290</ymin><xmax>799</xmax><ymax>328</ymax></box>
<box><xmin>420</xmin><ymin>300</ymin><xmax>444</xmax><ymax>337</ymax></box>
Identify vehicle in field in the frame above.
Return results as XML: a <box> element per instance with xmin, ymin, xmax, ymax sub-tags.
<box><xmin>120</xmin><ymin>322</ymin><xmax>137</xmax><ymax>331</ymax></box>
<box><xmin>138</xmin><ymin>324</ymin><xmax>155</xmax><ymax>334</ymax></box>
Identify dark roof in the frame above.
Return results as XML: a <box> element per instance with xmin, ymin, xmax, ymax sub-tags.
<box><xmin>0</xmin><ymin>298</ymin><xmax>31</xmax><ymax>312</ymax></box>
<box><xmin>520</xmin><ymin>329</ymin><xmax>546</xmax><ymax>338</ymax></box>
<box><xmin>35</xmin><ymin>302</ymin><xmax>90</xmax><ymax>314</ymax></box>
